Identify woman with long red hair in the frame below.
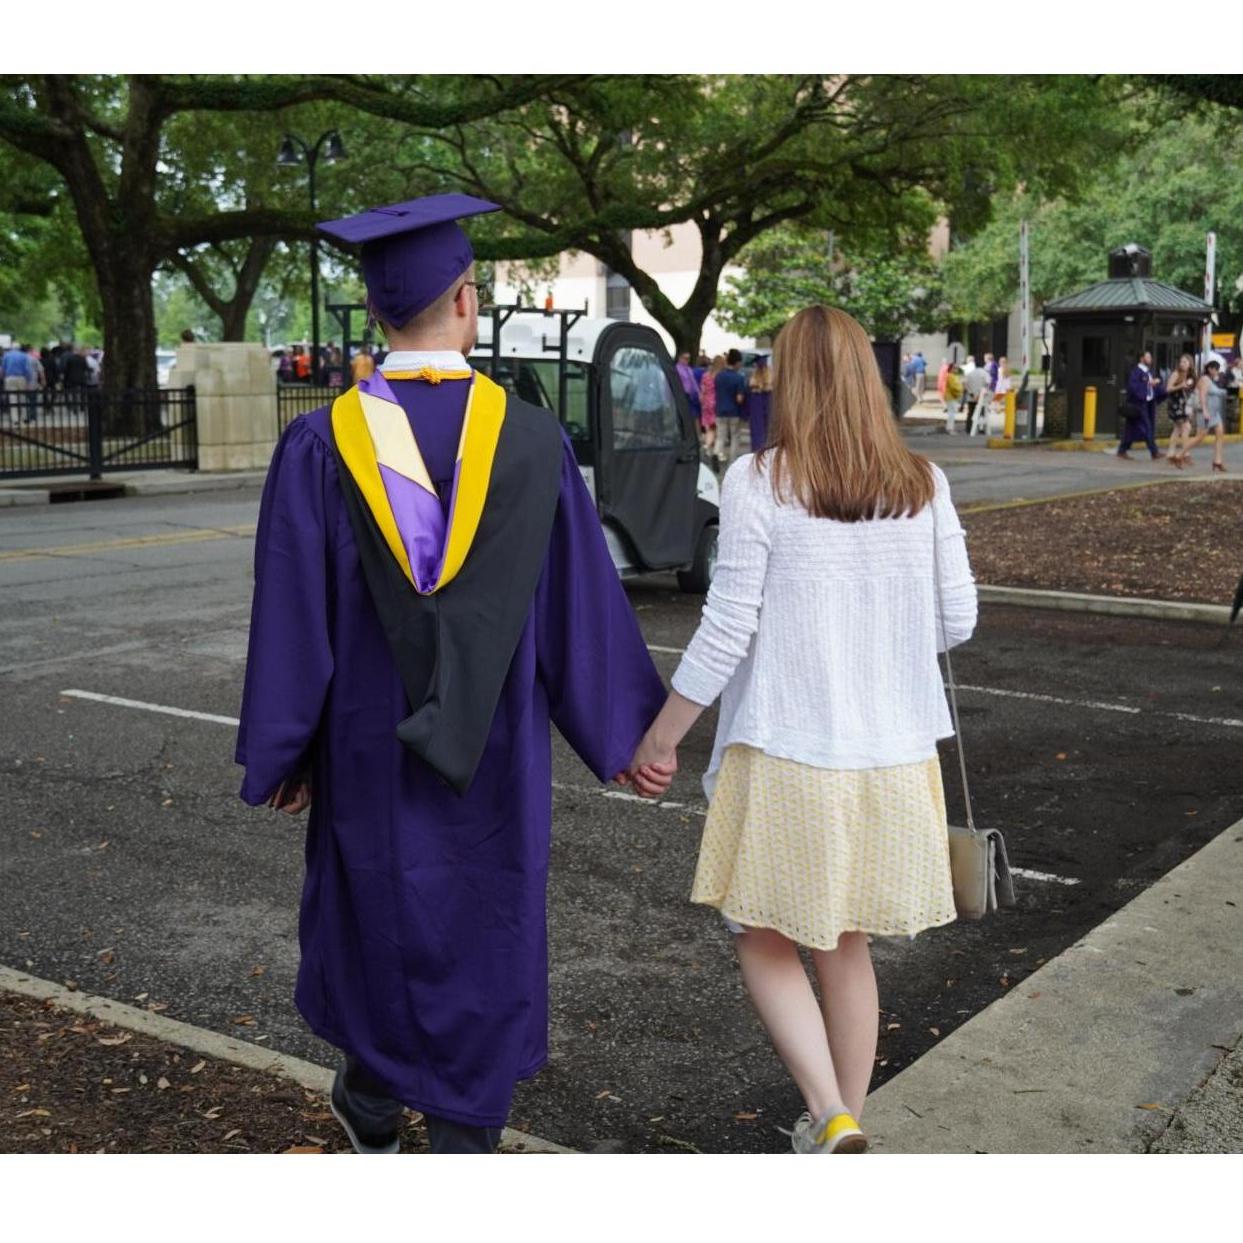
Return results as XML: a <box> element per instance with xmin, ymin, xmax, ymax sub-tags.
<box><xmin>626</xmin><ymin>306</ymin><xmax>977</xmax><ymax>1153</ymax></box>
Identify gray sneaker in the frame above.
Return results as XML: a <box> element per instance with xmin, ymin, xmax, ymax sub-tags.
<box><xmin>329</xmin><ymin>1067</ymin><xmax>401</xmax><ymax>1155</ymax></box>
<box><xmin>785</xmin><ymin>1110</ymin><xmax>869</xmax><ymax>1154</ymax></box>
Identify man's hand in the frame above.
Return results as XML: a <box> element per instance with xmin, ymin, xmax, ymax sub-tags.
<box><xmin>268</xmin><ymin>777</ymin><xmax>312</xmax><ymax>815</ymax></box>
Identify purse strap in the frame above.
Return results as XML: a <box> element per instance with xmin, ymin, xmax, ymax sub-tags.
<box><xmin>932</xmin><ymin>488</ymin><xmax>978</xmax><ymax>834</ymax></box>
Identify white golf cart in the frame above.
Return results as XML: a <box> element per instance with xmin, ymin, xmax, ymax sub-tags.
<box><xmin>471</xmin><ymin>306</ymin><xmax>720</xmax><ymax>592</ymax></box>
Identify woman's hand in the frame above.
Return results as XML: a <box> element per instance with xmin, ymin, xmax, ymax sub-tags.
<box><xmin>621</xmin><ymin>729</ymin><xmax>678</xmax><ymax>799</ymax></box>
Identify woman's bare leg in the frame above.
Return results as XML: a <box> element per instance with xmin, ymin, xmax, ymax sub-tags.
<box><xmin>810</xmin><ymin>932</ymin><xmax>879</xmax><ymax>1120</ymax></box>
<box><xmin>735</xmin><ymin>926</ymin><xmax>845</xmax><ymax>1121</ymax></box>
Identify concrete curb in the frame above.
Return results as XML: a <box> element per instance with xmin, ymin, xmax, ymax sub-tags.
<box><xmin>0</xmin><ymin>967</ymin><xmax>572</xmax><ymax>1154</ymax></box>
<box><xmin>123</xmin><ymin>472</ymin><xmax>268</xmax><ymax>497</ymax></box>
<box><xmin>0</xmin><ymin>488</ymin><xmax>48</xmax><ymax>508</ymax></box>
<box><xmin>862</xmin><ymin>814</ymin><xmax>1243</xmax><ymax>1153</ymax></box>
<box><xmin>960</xmin><ymin>476</ymin><xmax>1193</xmax><ymax>515</ymax></box>
<box><xmin>979</xmin><ymin>584</ymin><xmax>1232</xmax><ymax>625</ymax></box>
<box><xmin>0</xmin><ymin>471</ymin><xmax>268</xmax><ymax>501</ymax></box>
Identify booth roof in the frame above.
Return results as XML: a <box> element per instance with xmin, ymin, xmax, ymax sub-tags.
<box><xmin>1044</xmin><ymin>278</ymin><xmax>1213</xmax><ymax>317</ymax></box>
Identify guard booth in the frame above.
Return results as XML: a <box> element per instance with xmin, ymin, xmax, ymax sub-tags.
<box><xmin>1043</xmin><ymin>244</ymin><xmax>1213</xmax><ymax>437</ymax></box>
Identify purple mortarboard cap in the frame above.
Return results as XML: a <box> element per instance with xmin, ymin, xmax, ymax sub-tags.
<box><xmin>317</xmin><ymin>193</ymin><xmax>501</xmax><ymax>328</ymax></box>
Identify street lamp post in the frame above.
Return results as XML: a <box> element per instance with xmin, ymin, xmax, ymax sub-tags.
<box><xmin>277</xmin><ymin>130</ymin><xmax>346</xmax><ymax>385</ymax></box>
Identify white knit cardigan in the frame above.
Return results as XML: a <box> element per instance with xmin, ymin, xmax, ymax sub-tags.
<box><xmin>671</xmin><ymin>454</ymin><xmax>977</xmax><ymax>795</ymax></box>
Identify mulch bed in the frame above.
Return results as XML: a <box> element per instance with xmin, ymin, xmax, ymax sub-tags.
<box><xmin>962</xmin><ymin>480</ymin><xmax>1243</xmax><ymax>607</ymax></box>
<box><xmin>1</xmin><ymin>990</ymin><xmax>429</xmax><ymax>1154</ymax></box>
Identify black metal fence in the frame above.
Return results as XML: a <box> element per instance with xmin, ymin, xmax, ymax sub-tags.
<box><xmin>277</xmin><ymin>383</ymin><xmax>342</xmax><ymax>437</ymax></box>
<box><xmin>0</xmin><ymin>387</ymin><xmax>198</xmax><ymax>481</ymax></box>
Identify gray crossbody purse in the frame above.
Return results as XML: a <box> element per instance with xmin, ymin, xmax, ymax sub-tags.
<box><xmin>933</xmin><ymin>503</ymin><xmax>1016</xmax><ymax>920</ymax></box>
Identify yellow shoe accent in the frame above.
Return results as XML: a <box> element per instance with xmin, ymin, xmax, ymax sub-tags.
<box><xmin>816</xmin><ymin>1112</ymin><xmax>868</xmax><ymax>1153</ymax></box>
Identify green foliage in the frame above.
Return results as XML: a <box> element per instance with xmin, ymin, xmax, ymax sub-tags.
<box><xmin>717</xmin><ymin>224</ymin><xmax>944</xmax><ymax>340</ymax></box>
<box><xmin>942</xmin><ymin>109</ymin><xmax>1243</xmax><ymax>320</ymax></box>
<box><xmin>396</xmin><ymin>74</ymin><xmax>1131</xmax><ymax>349</ymax></box>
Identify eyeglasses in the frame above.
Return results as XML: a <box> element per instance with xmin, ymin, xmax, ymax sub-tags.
<box><xmin>461</xmin><ymin>280</ymin><xmax>493</xmax><ymax>304</ymax></box>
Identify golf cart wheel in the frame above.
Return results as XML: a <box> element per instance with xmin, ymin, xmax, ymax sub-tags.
<box><xmin>677</xmin><ymin>524</ymin><xmax>718</xmax><ymax>594</ymax></box>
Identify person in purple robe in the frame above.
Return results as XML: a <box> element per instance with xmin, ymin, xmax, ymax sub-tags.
<box><xmin>745</xmin><ymin>355</ymin><xmax>772</xmax><ymax>452</ymax></box>
<box><xmin>675</xmin><ymin>350</ymin><xmax>702</xmax><ymax>425</ymax></box>
<box><xmin>236</xmin><ymin>194</ymin><xmax>673</xmax><ymax>1154</ymax></box>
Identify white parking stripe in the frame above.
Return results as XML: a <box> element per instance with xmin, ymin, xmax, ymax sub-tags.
<box><xmin>643</xmin><ymin>647</ymin><xmax>1243</xmax><ymax>731</ymax></box>
<box><xmin>59</xmin><ymin>687</ymin><xmax>1091</xmax><ymax>884</ymax></box>
<box><xmin>956</xmin><ymin>683</ymin><xmax>1140</xmax><ymax>716</ymax></box>
<box><xmin>61</xmin><ymin>688</ymin><xmax>241</xmax><ymax>726</ymax></box>
<box><xmin>1011</xmin><ymin>867</ymin><xmax>1080</xmax><ymax>887</ymax></box>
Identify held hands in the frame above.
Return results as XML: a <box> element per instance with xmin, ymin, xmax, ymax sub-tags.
<box><xmin>614</xmin><ymin>728</ymin><xmax>678</xmax><ymax>800</ymax></box>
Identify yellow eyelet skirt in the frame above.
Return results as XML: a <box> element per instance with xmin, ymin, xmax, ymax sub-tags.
<box><xmin>691</xmin><ymin>745</ymin><xmax>957</xmax><ymax>950</ymax></box>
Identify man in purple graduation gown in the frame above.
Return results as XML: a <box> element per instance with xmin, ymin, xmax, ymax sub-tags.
<box><xmin>236</xmin><ymin>195</ymin><xmax>670</xmax><ymax>1154</ymax></box>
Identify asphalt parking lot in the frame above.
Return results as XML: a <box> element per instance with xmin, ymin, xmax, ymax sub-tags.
<box><xmin>3</xmin><ymin>486</ymin><xmax>1242</xmax><ymax>1152</ymax></box>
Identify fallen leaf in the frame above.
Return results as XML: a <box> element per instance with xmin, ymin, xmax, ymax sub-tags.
<box><xmin>190</xmin><ymin>1060</ymin><xmax>207</xmax><ymax>1075</ymax></box>
<box><xmin>204</xmin><ymin>1107</ymin><xmax>223</xmax><ymax>1120</ymax></box>
<box><xmin>111</xmin><ymin>1087</ymin><xmax>130</xmax><ymax>1094</ymax></box>
<box><xmin>734</xmin><ymin>1111</ymin><xmax>758</xmax><ymax>1121</ymax></box>
<box><xmin>96</xmin><ymin>841</ymin><xmax>109</xmax><ymax>850</ymax></box>
<box><xmin>283</xmin><ymin>1145</ymin><xmax>323</xmax><ymax>1154</ymax></box>
<box><xmin>156</xmin><ymin>1077</ymin><xmax>171</xmax><ymax>1091</ymax></box>
<box><xmin>1008</xmin><ymin>948</ymin><xmax>1028</xmax><ymax>955</ymax></box>
<box><xmin>1136</xmin><ymin>1103</ymin><xmax>1166</xmax><ymax>1112</ymax></box>
<box><xmin>248</xmin><ymin>965</ymin><xmax>267</xmax><ymax>978</ymax></box>
<box><xmin>1055</xmin><ymin>753</ymin><xmax>1068</xmax><ymax>761</ymax></box>
<box><xmin>133</xmin><ymin>993</ymin><xmax>149</xmax><ymax>1002</ymax></box>
<box><xmin>63</xmin><ymin>980</ymin><xmax>78</xmax><ymax>992</ymax></box>
<box><xmin>223</xmin><ymin>1129</ymin><xmax>242</xmax><ymax>1141</ymax></box>
<box><xmin>161</xmin><ymin>799</ymin><xmax>174</xmax><ymax>807</ymax></box>
<box><xmin>1028</xmin><ymin>992</ymin><xmax>1042</xmax><ymax>1000</ymax></box>
<box><xmin>886</xmin><ymin>1022</ymin><xmax>901</xmax><ymax>1030</ymax></box>
<box><xmin>13</xmin><ymin>1084</ymin><xmax>30</xmax><ymax>1093</ymax></box>
<box><xmin>97</xmin><ymin>948</ymin><xmax>115</xmax><ymax>963</ymax></box>
<box><xmin>231</xmin><ymin>1014</ymin><xmax>256</xmax><ymax>1027</ymax></box>
<box><xmin>929</xmin><ymin>1027</ymin><xmax>941</xmax><ymax>1037</ymax></box>
<box><xmin>96</xmin><ymin>1033</ymin><xmax>132</xmax><ymax>1047</ymax></box>
<box><xmin>648</xmin><ymin>1116</ymin><xmax>664</xmax><ymax>1123</ymax></box>
<box><xmin>16</xmin><ymin>1109</ymin><xmax>50</xmax><ymax>1118</ymax></box>
<box><xmin>594</xmin><ymin>1089</ymin><xmax>612</xmax><ymax>1099</ymax></box>
<box><xmin>147</xmin><ymin>1002</ymin><xmax>168</xmax><ymax>1013</ymax></box>
<box><xmin>302</xmin><ymin>1111</ymin><xmax>333</xmax><ymax>1122</ymax></box>
<box><xmin>304</xmin><ymin>1133</ymin><xmax>329</xmax><ymax>1145</ymax></box>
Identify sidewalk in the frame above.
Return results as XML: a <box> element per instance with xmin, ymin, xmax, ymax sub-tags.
<box><xmin>863</xmin><ymin>813</ymin><xmax>1243</xmax><ymax>1153</ymax></box>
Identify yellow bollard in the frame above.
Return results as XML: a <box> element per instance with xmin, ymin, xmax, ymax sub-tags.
<box><xmin>1083</xmin><ymin>386</ymin><xmax>1097</xmax><ymax>441</ymax></box>
<box><xmin>1003</xmin><ymin>390</ymin><xmax>1017</xmax><ymax>440</ymax></box>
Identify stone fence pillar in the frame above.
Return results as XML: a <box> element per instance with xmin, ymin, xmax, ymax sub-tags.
<box><xmin>168</xmin><ymin>343</ymin><xmax>278</xmax><ymax>472</ymax></box>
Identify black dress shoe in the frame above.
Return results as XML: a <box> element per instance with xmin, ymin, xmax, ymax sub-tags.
<box><xmin>329</xmin><ymin>1067</ymin><xmax>401</xmax><ymax>1154</ymax></box>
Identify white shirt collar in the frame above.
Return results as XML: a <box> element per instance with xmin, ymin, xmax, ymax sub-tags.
<box><xmin>380</xmin><ymin>349</ymin><xmax>469</xmax><ymax>372</ymax></box>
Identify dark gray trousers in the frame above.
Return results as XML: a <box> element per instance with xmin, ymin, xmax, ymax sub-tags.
<box><xmin>340</xmin><ymin>1055</ymin><xmax>504</xmax><ymax>1154</ymax></box>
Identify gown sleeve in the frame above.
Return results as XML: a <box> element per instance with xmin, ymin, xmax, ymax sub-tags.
<box><xmin>235</xmin><ymin>417</ymin><xmax>335</xmax><ymax>806</ymax></box>
<box><xmin>534</xmin><ymin>433</ymin><xmax>667</xmax><ymax>782</ymax></box>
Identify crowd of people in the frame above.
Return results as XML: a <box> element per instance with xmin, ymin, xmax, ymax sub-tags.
<box><xmin>674</xmin><ymin>346</ymin><xmax>773</xmax><ymax>471</ymax></box>
<box><xmin>1</xmin><ymin>341</ymin><xmax>102</xmax><ymax>424</ymax></box>
<box><xmin>900</xmin><ymin>350</ymin><xmax>1011</xmax><ymax>436</ymax></box>
<box><xmin>271</xmin><ymin>341</ymin><xmax>381</xmax><ymax>388</ymax></box>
